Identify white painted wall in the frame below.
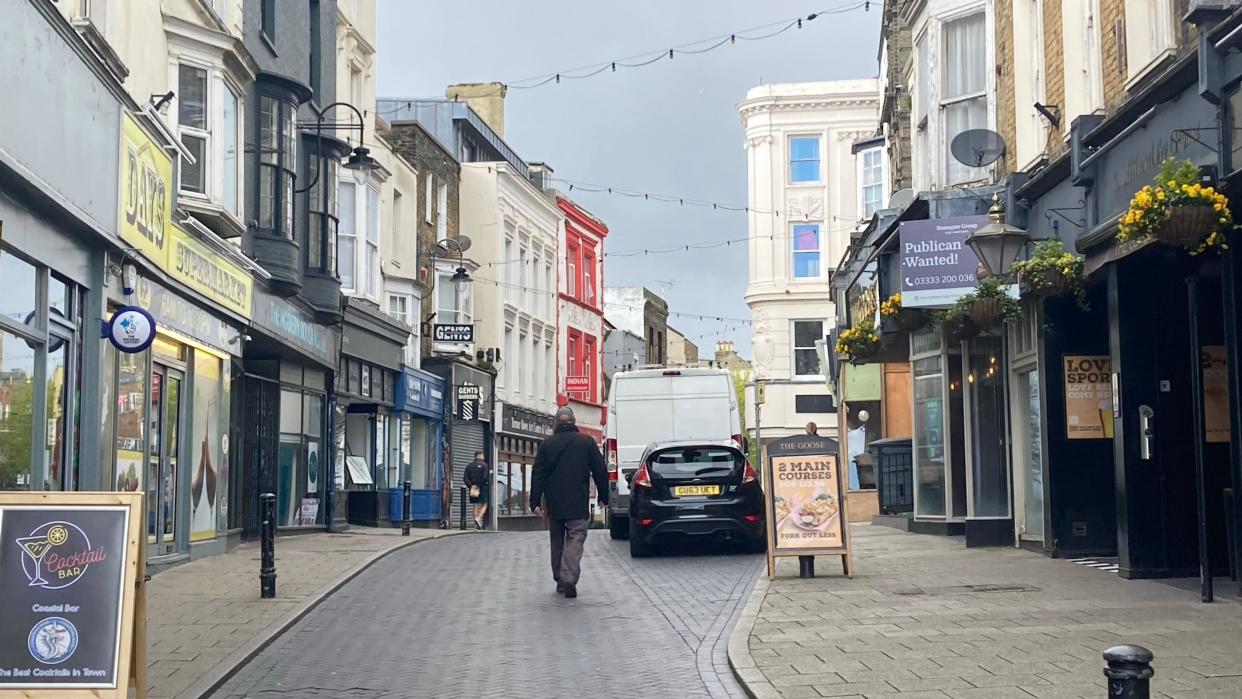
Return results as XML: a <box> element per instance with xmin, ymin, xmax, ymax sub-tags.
<box><xmin>737</xmin><ymin>79</ymin><xmax>880</xmax><ymax>440</ymax></box>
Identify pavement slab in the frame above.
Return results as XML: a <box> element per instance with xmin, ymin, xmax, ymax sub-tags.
<box><xmin>728</xmin><ymin>524</ymin><xmax>1242</xmax><ymax>698</ymax></box>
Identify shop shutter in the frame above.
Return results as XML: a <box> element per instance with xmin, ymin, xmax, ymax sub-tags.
<box><xmin>449</xmin><ymin>420</ymin><xmax>486</xmax><ymax>527</ymax></box>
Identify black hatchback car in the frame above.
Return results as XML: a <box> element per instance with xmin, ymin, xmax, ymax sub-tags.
<box><xmin>626</xmin><ymin>441</ymin><xmax>766</xmax><ymax>557</ymax></box>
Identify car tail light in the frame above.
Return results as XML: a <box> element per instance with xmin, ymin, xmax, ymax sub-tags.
<box><xmin>639</xmin><ymin>518</ymin><xmax>654</xmax><ymax>527</ymax></box>
<box><xmin>731</xmin><ymin>433</ymin><xmax>744</xmax><ymax>449</ymax></box>
<box><xmin>741</xmin><ymin>462</ymin><xmax>759</xmax><ymax>485</ymax></box>
<box><xmin>633</xmin><ymin>463</ymin><xmax>652</xmax><ymax>489</ymax></box>
<box><xmin>608</xmin><ymin>469</ymin><xmax>618</xmax><ymax>482</ymax></box>
<box><xmin>606</xmin><ymin>439</ymin><xmax>618</xmax><ymax>468</ymax></box>
<box><xmin>744</xmin><ymin>514</ymin><xmax>760</xmax><ymax>523</ymax></box>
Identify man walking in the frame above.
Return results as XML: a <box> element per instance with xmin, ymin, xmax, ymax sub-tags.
<box><xmin>463</xmin><ymin>451</ymin><xmax>490</xmax><ymax>530</ymax></box>
<box><xmin>530</xmin><ymin>406</ymin><xmax>608</xmax><ymax>599</ymax></box>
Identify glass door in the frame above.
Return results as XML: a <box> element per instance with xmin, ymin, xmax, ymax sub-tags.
<box><xmin>1015</xmin><ymin>368</ymin><xmax>1044</xmax><ymax>540</ymax></box>
<box><xmin>147</xmin><ymin>365</ymin><xmax>184</xmax><ymax>556</ymax></box>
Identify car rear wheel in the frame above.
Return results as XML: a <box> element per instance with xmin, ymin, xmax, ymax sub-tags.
<box><xmin>609</xmin><ymin>516</ymin><xmax>629</xmax><ymax>540</ymax></box>
<box><xmin>629</xmin><ymin>522</ymin><xmax>654</xmax><ymax>557</ymax></box>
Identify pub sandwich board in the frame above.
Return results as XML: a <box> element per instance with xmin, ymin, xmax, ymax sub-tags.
<box><xmin>762</xmin><ymin>435</ymin><xmax>853</xmax><ymax>579</ymax></box>
<box><xmin>0</xmin><ymin>492</ymin><xmax>146</xmax><ymax>698</ymax></box>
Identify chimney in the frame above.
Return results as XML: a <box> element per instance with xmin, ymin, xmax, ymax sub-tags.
<box><xmin>446</xmin><ymin>82</ymin><xmax>506</xmax><ymax>137</ymax></box>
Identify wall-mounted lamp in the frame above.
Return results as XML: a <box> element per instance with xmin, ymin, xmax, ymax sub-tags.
<box><xmin>150</xmin><ymin>91</ymin><xmax>175</xmax><ymax>113</ymax></box>
<box><xmin>966</xmin><ymin>195</ymin><xmax>1031</xmax><ymax>277</ymax></box>
<box><xmin>1034</xmin><ymin>102</ymin><xmax>1061</xmax><ymax>129</ymax></box>
<box><xmin>121</xmin><ymin>262</ymin><xmax>138</xmax><ymax>296</ymax></box>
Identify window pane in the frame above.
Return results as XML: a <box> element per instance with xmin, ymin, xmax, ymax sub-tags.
<box><xmin>913</xmin><ymin>357</ymin><xmax>946</xmax><ymax>517</ymax></box>
<box><xmin>945</xmin><ymin>97</ymin><xmax>988</xmax><ymax>184</ymax></box>
<box><xmin>260</xmin><ymin>97</ymin><xmax>278</xmax><ymax>165</ymax></box>
<box><xmin>790</xmin><ymin>160</ymin><xmax>819</xmax><ymax>183</ymax></box>
<box><xmin>223</xmin><ymin>88</ymin><xmax>239</xmax><ymax>214</ymax></box>
<box><xmin>437</xmin><ymin>277</ymin><xmax>455</xmax><ymax>322</ymax></box>
<box><xmin>793</xmin><ymin>252</ymin><xmax>820</xmax><ymax>278</ymax></box>
<box><xmin>308</xmin><ymin>213</ymin><xmax>323</xmax><ymax>268</ymax></box>
<box><xmin>0</xmin><ymin>330</ymin><xmax>36</xmax><ymax>489</ymax></box>
<box><xmin>794</xmin><ymin>321</ymin><xmax>823</xmax><ymax>348</ymax></box>
<box><xmin>259</xmin><ymin>165</ymin><xmax>276</xmax><ymax>228</ymax></box>
<box><xmin>916</xmin><ymin>39</ymin><xmax>929</xmax><ymax>119</ymax></box>
<box><xmin>280</xmin><ymin>390</ymin><xmax>302</xmax><ymax>434</ymax></box>
<box><xmin>178</xmin><ymin>65</ymin><xmax>207</xmax><ymax>129</ymax></box>
<box><xmin>0</xmin><ymin>248</ymin><xmax>37</xmax><ymax>329</ymax></box>
<box><xmin>181</xmin><ymin>134</ymin><xmax>206</xmax><ymax>193</ymax></box>
<box><xmin>789</xmin><ymin>137</ymin><xmax>820</xmax><ymax>183</ymax></box>
<box><xmin>304</xmin><ymin>394</ymin><xmax>322</xmax><ymax>438</ymax></box>
<box><xmin>338</xmin><ymin>236</ymin><xmax>355</xmax><ymax>289</ymax></box>
<box><xmin>283</xmin><ymin>102</ymin><xmax>297</xmax><ymax>172</ymax></box>
<box><xmin>790</xmin><ymin>137</ymin><xmax>819</xmax><ymax>161</ymax></box>
<box><xmin>794</xmin><ymin>349</ymin><xmax>821</xmax><ymax>376</ymax></box>
<box><xmin>944</xmin><ymin>14</ymin><xmax>986</xmax><ymax>99</ymax></box>
<box><xmin>792</xmin><ymin>224</ymin><xmax>820</xmax><ymax>251</ymax></box>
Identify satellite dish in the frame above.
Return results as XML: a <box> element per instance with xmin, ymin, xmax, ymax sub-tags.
<box><xmin>435</xmin><ymin>235</ymin><xmax>473</xmax><ymax>256</ymax></box>
<box><xmin>950</xmin><ymin>129</ymin><xmax>1007</xmax><ymax>168</ymax></box>
<box><xmin>887</xmin><ymin>188</ymin><xmax>915</xmax><ymax>211</ymax></box>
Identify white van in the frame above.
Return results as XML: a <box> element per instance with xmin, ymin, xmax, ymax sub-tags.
<box><xmin>604</xmin><ymin>367</ymin><xmax>744</xmax><ymax>539</ymax></box>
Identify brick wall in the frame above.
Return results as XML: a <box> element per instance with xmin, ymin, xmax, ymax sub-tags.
<box><xmin>381</xmin><ymin>120</ymin><xmax>462</xmax><ymax>358</ymax></box>
<box><xmin>881</xmin><ymin>0</ymin><xmax>913</xmax><ymax>193</ymax></box>
<box><xmin>1042</xmin><ymin>0</ymin><xmax>1067</xmax><ymax>158</ymax></box>
<box><xmin>995</xmin><ymin>0</ymin><xmax>1016</xmax><ymax>177</ymax></box>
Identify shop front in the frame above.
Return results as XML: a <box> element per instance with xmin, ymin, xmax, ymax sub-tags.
<box><xmin>423</xmin><ymin>356</ymin><xmax>495</xmax><ymax>529</ymax></box>
<box><xmin>241</xmin><ymin>285</ymin><xmax>339</xmax><ymax>537</ymax></box>
<box><xmin>393</xmin><ymin>367</ymin><xmax>446</xmax><ymax>525</ymax></box>
<box><xmin>338</xmin><ymin>298</ymin><xmax>409</xmax><ymax>528</ymax></box>
<box><xmin>497</xmin><ymin>404</ymin><xmax>555</xmax><ymax>530</ymax></box>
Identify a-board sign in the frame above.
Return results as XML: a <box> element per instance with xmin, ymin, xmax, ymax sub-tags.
<box><xmin>0</xmin><ymin>492</ymin><xmax>145</xmax><ymax>698</ymax></box>
<box><xmin>762</xmin><ymin>435</ymin><xmax>852</xmax><ymax>579</ymax></box>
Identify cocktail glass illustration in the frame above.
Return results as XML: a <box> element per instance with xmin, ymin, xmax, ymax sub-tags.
<box><xmin>17</xmin><ymin>535</ymin><xmax>53</xmax><ymax>587</ymax></box>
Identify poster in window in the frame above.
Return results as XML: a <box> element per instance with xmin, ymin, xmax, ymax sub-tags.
<box><xmin>307</xmin><ymin>442</ymin><xmax>320</xmax><ymax>492</ymax></box>
<box><xmin>190</xmin><ymin>354</ymin><xmax>223</xmax><ymax>540</ymax></box>
<box><xmin>1203</xmin><ymin>346</ymin><xmax>1229</xmax><ymax>443</ymax></box>
<box><xmin>1063</xmin><ymin>355</ymin><xmax>1113</xmax><ymax>440</ymax></box>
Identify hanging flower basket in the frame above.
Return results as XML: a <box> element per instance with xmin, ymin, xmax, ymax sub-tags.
<box><xmin>944</xmin><ymin>317</ymin><xmax>981</xmax><ymax>343</ymax></box>
<box><xmin>835</xmin><ymin>323</ymin><xmax>880</xmax><ymax>361</ymax></box>
<box><xmin>894</xmin><ymin>308</ymin><xmax>927</xmax><ymax>332</ymax></box>
<box><xmin>1154</xmin><ymin>203</ymin><xmax>1217</xmax><ymax>248</ymax></box>
<box><xmin>1020</xmin><ymin>267</ymin><xmax>1069</xmax><ymax>297</ymax></box>
<box><xmin>967</xmin><ymin>297</ymin><xmax>1004</xmax><ymax>327</ymax></box>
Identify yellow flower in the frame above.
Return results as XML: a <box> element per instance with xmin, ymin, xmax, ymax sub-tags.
<box><xmin>1156</xmin><ymin>189</ymin><xmax>1166</xmax><ymax>201</ymax></box>
<box><xmin>1215</xmin><ymin>203</ymin><xmax>1224</xmax><ymax>212</ymax></box>
<box><xmin>1167</xmin><ymin>181</ymin><xmax>1177</xmax><ymax>188</ymax></box>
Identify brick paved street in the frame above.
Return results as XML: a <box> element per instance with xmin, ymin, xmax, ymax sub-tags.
<box><xmin>143</xmin><ymin>527</ymin><xmax>455</xmax><ymax>698</ymax></box>
<box><xmin>730</xmin><ymin>524</ymin><xmax>1242</xmax><ymax>699</ymax></box>
<box><xmin>211</xmin><ymin>532</ymin><xmax>763</xmax><ymax>699</ymax></box>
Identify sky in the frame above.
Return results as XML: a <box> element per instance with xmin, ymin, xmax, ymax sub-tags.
<box><xmin>375</xmin><ymin>1</ymin><xmax>882</xmax><ymax>357</ymax></box>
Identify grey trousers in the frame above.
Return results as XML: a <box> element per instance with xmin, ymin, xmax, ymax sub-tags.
<box><xmin>549</xmin><ymin>518</ymin><xmax>589</xmax><ymax>585</ymax></box>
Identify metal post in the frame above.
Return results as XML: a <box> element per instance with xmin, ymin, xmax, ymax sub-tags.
<box><xmin>259</xmin><ymin>493</ymin><xmax>277</xmax><ymax>599</ymax></box>
<box><xmin>1188</xmin><ymin>276</ymin><xmax>1214</xmax><ymax>603</ymax></box>
<box><xmin>799</xmin><ymin>556</ymin><xmax>815</xmax><ymax>578</ymax></box>
<box><xmin>402</xmin><ymin>480</ymin><xmax>412</xmax><ymax>536</ymax></box>
<box><xmin>1103</xmin><ymin>644</ymin><xmax>1153</xmax><ymax>699</ymax></box>
<box><xmin>459</xmin><ymin>485</ymin><xmax>467</xmax><ymax>530</ymax></box>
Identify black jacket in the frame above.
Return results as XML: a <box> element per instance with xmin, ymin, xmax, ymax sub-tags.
<box><xmin>530</xmin><ymin>424</ymin><xmax>608</xmax><ymax>520</ymax></box>
<box><xmin>463</xmin><ymin>460</ymin><xmax>488</xmax><ymax>489</ymax></box>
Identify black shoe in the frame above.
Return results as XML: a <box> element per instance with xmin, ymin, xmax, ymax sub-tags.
<box><xmin>563</xmin><ymin>583</ymin><xmax>577</xmax><ymax>598</ymax></box>
<box><xmin>556</xmin><ymin>581</ymin><xmax>567</xmax><ymax>594</ymax></box>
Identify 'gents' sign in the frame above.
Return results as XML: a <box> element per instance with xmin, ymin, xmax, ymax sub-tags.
<box><xmin>0</xmin><ymin>493</ymin><xmax>145</xmax><ymax>697</ymax></box>
<box><xmin>899</xmin><ymin>215</ymin><xmax>987</xmax><ymax>307</ymax></box>
<box><xmin>433</xmin><ymin>324</ymin><xmax>474</xmax><ymax>343</ymax></box>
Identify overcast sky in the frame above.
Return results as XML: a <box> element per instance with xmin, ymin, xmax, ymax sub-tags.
<box><xmin>376</xmin><ymin>1</ymin><xmax>881</xmax><ymax>356</ymax></box>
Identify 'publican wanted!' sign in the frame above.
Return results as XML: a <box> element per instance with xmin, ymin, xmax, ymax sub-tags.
<box><xmin>0</xmin><ymin>493</ymin><xmax>144</xmax><ymax>697</ymax></box>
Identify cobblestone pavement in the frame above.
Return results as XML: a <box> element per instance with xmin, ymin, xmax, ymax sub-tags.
<box><xmin>731</xmin><ymin>524</ymin><xmax>1242</xmax><ymax>699</ymax></box>
<box><xmin>211</xmin><ymin>532</ymin><xmax>763</xmax><ymax>699</ymax></box>
<box><xmin>144</xmin><ymin>527</ymin><xmax>453</xmax><ymax>698</ymax></box>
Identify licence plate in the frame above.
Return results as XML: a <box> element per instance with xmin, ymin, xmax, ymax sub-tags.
<box><xmin>674</xmin><ymin>485</ymin><xmax>721</xmax><ymax>497</ymax></box>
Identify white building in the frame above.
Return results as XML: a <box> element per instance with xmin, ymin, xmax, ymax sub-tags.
<box><xmin>737</xmin><ymin>79</ymin><xmax>882</xmax><ymax>444</ymax></box>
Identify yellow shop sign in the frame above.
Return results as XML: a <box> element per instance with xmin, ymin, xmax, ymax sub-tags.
<box><xmin>168</xmin><ymin>229</ymin><xmax>252</xmax><ymax>318</ymax></box>
<box><xmin>119</xmin><ymin>112</ymin><xmax>172</xmax><ymax>262</ymax></box>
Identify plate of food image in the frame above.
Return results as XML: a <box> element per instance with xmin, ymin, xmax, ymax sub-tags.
<box><xmin>774</xmin><ymin>495</ymin><xmax>792</xmax><ymax>525</ymax></box>
<box><xmin>792</xmin><ymin>493</ymin><xmax>839</xmax><ymax>532</ymax></box>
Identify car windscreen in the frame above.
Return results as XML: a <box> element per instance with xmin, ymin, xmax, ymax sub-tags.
<box><xmin>648</xmin><ymin>447</ymin><xmax>740</xmax><ymax>477</ymax></box>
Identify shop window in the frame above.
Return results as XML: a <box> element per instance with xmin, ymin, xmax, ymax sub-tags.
<box><xmin>257</xmin><ymin>95</ymin><xmax>298</xmax><ymax>237</ymax></box>
<box><xmin>278</xmin><ymin>389</ymin><xmax>326</xmax><ymax>526</ymax></box>
<box><xmin>792</xmin><ymin>320</ymin><xmax>824</xmax><ymax>376</ymax></box>
<box><xmin>0</xmin><ymin>329</ymin><xmax>36</xmax><ymax>490</ymax></box>
<box><xmin>189</xmin><ymin>351</ymin><xmax>227</xmax><ymax>540</ymax></box>
<box><xmin>967</xmin><ymin>336</ymin><xmax>1008</xmax><ymax>518</ymax></box>
<box><xmin>942</xmin><ymin>12</ymin><xmax>988</xmax><ymax>185</ymax></box>
<box><xmin>791</xmin><ymin>223</ymin><xmax>821</xmax><ymax>279</ymax></box>
<box><xmin>913</xmin><ymin>356</ymin><xmax>947</xmax><ymax>517</ymax></box>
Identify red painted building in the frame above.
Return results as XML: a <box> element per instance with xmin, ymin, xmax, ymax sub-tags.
<box><xmin>556</xmin><ymin>196</ymin><xmax>607</xmax><ymax>444</ymax></box>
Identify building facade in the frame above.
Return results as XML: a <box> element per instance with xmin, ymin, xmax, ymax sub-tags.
<box><xmin>556</xmin><ymin>195</ymin><xmax>608</xmax><ymax>445</ymax></box>
<box><xmin>603</xmin><ymin>287</ymin><xmax>669</xmax><ymax>365</ymax></box>
<box><xmin>737</xmin><ymin>80</ymin><xmax>882</xmax><ymax>446</ymax></box>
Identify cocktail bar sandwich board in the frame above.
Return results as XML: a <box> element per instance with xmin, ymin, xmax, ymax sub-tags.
<box><xmin>762</xmin><ymin>435</ymin><xmax>853</xmax><ymax>579</ymax></box>
<box><xmin>0</xmin><ymin>492</ymin><xmax>146</xmax><ymax>698</ymax></box>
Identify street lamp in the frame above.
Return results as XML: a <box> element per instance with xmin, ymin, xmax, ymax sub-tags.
<box><xmin>296</xmin><ymin>101</ymin><xmax>378</xmax><ymax>195</ymax></box>
<box><xmin>967</xmin><ymin>194</ymin><xmax>1031</xmax><ymax>278</ymax></box>
<box><xmin>450</xmin><ymin>265</ymin><xmax>472</xmax><ymax>296</ymax></box>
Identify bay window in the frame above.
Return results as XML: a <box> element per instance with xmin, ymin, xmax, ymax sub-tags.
<box><xmin>338</xmin><ymin>183</ymin><xmax>357</xmax><ymax>289</ymax></box>
<box><xmin>178</xmin><ymin>64</ymin><xmax>209</xmax><ymax>194</ymax></box>
<box><xmin>365</xmin><ymin>186</ymin><xmax>380</xmax><ymax>297</ymax></box>
<box><xmin>942</xmin><ymin>12</ymin><xmax>987</xmax><ymax>185</ymax></box>
<box><xmin>859</xmin><ymin>148</ymin><xmax>884</xmax><ymax>219</ymax></box>
<box><xmin>436</xmin><ymin>271</ymin><xmax>473</xmax><ymax>326</ymax></box>
<box><xmin>307</xmin><ymin>157</ymin><xmax>339</xmax><ymax>274</ymax></box>
<box><xmin>222</xmin><ymin>85</ymin><xmax>240</xmax><ymax>215</ymax></box>
<box><xmin>257</xmin><ymin>94</ymin><xmax>297</xmax><ymax>237</ymax></box>
<box><xmin>336</xmin><ymin>178</ymin><xmax>380</xmax><ymax>297</ymax></box>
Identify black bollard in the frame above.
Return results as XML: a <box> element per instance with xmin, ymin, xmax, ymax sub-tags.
<box><xmin>1103</xmin><ymin>644</ymin><xmax>1153</xmax><ymax>699</ymax></box>
<box><xmin>402</xmin><ymin>480</ymin><xmax>412</xmax><ymax>536</ymax></box>
<box><xmin>259</xmin><ymin>492</ymin><xmax>277</xmax><ymax>599</ymax></box>
<box><xmin>799</xmin><ymin>555</ymin><xmax>815</xmax><ymax>578</ymax></box>
<box><xmin>460</xmin><ymin>485</ymin><xmax>467</xmax><ymax>530</ymax></box>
